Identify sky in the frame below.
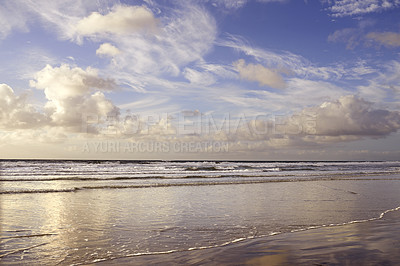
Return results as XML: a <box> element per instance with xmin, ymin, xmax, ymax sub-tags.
<box><xmin>0</xmin><ymin>0</ymin><xmax>400</xmax><ymax>160</ymax></box>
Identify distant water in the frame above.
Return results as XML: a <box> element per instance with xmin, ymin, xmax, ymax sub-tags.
<box><xmin>1</xmin><ymin>160</ymin><xmax>400</xmax><ymax>194</ymax></box>
<box><xmin>1</xmin><ymin>160</ymin><xmax>400</xmax><ymax>265</ymax></box>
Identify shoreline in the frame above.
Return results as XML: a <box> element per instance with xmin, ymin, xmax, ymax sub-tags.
<box><xmin>2</xmin><ymin>161</ymin><xmax>400</xmax><ymax>265</ymax></box>
<box><xmin>95</xmin><ymin>208</ymin><xmax>400</xmax><ymax>265</ymax></box>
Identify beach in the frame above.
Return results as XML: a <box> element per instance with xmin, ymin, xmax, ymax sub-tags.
<box><xmin>97</xmin><ymin>207</ymin><xmax>400</xmax><ymax>265</ymax></box>
<box><xmin>1</xmin><ymin>160</ymin><xmax>400</xmax><ymax>265</ymax></box>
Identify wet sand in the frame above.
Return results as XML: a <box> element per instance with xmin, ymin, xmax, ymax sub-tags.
<box><xmin>2</xmin><ymin>175</ymin><xmax>400</xmax><ymax>265</ymax></box>
<box><xmin>96</xmin><ymin>209</ymin><xmax>400</xmax><ymax>265</ymax></box>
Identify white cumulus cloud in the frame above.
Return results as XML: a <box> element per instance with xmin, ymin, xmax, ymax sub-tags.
<box><xmin>96</xmin><ymin>43</ymin><xmax>121</xmax><ymax>57</ymax></box>
<box><xmin>226</xmin><ymin>95</ymin><xmax>400</xmax><ymax>145</ymax></box>
<box><xmin>30</xmin><ymin>64</ymin><xmax>119</xmax><ymax>132</ymax></box>
<box><xmin>294</xmin><ymin>95</ymin><xmax>400</xmax><ymax>138</ymax></box>
<box><xmin>0</xmin><ymin>84</ymin><xmax>49</xmax><ymax>129</ymax></box>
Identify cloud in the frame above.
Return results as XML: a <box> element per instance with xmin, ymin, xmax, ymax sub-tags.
<box><xmin>218</xmin><ymin>34</ymin><xmax>345</xmax><ymax>81</ymax></box>
<box><xmin>108</xmin><ymin>4</ymin><xmax>217</xmax><ymax>76</ymax></box>
<box><xmin>75</xmin><ymin>5</ymin><xmax>157</xmax><ymax>38</ymax></box>
<box><xmin>354</xmin><ymin>60</ymin><xmax>400</xmax><ymax>108</ymax></box>
<box><xmin>0</xmin><ymin>84</ymin><xmax>49</xmax><ymax>129</ymax></box>
<box><xmin>219</xmin><ymin>34</ymin><xmax>305</xmax><ymax>70</ymax></box>
<box><xmin>30</xmin><ymin>64</ymin><xmax>116</xmax><ymax>99</ymax></box>
<box><xmin>327</xmin><ymin>0</ymin><xmax>400</xmax><ymax>17</ymax></box>
<box><xmin>257</xmin><ymin>0</ymin><xmax>288</xmax><ymax>2</ymax></box>
<box><xmin>111</xmin><ymin>95</ymin><xmax>400</xmax><ymax>150</ymax></box>
<box><xmin>1</xmin><ymin>2</ymin><xmax>217</xmax><ymax>97</ymax></box>
<box><xmin>118</xmin><ymin>96</ymin><xmax>169</xmax><ymax>110</ymax></box>
<box><xmin>328</xmin><ymin>28</ymin><xmax>362</xmax><ymax>49</ymax></box>
<box><xmin>0</xmin><ymin>0</ymin><xmax>100</xmax><ymax>41</ymax></box>
<box><xmin>212</xmin><ymin>74</ymin><xmax>349</xmax><ymax>114</ymax></box>
<box><xmin>286</xmin><ymin>78</ymin><xmax>348</xmax><ymax>103</ymax></box>
<box><xmin>200</xmin><ymin>63</ymin><xmax>238</xmax><ymax>80</ymax></box>
<box><xmin>0</xmin><ymin>127</ymin><xmax>68</xmax><ymax>145</ymax></box>
<box><xmin>183</xmin><ymin>68</ymin><xmax>216</xmax><ymax>86</ymax></box>
<box><xmin>210</xmin><ymin>0</ymin><xmax>248</xmax><ymax>10</ymax></box>
<box><xmin>0</xmin><ymin>2</ymin><xmax>157</xmax><ymax>42</ymax></box>
<box><xmin>208</xmin><ymin>0</ymin><xmax>287</xmax><ymax>10</ymax></box>
<box><xmin>327</xmin><ymin>20</ymin><xmax>375</xmax><ymax>50</ymax></box>
<box><xmin>345</xmin><ymin>59</ymin><xmax>377</xmax><ymax>79</ymax></box>
<box><xmin>221</xmin><ymin>95</ymin><xmax>400</xmax><ymax>150</ymax></box>
<box><xmin>30</xmin><ymin>64</ymin><xmax>119</xmax><ymax>132</ymax></box>
<box><xmin>293</xmin><ymin>95</ymin><xmax>400</xmax><ymax>138</ymax></box>
<box><xmin>96</xmin><ymin>43</ymin><xmax>121</xmax><ymax>57</ymax></box>
<box><xmin>379</xmin><ymin>61</ymin><xmax>400</xmax><ymax>95</ymax></box>
<box><xmin>1</xmin><ymin>1</ymin><xmax>215</xmax><ymax>78</ymax></box>
<box><xmin>233</xmin><ymin>59</ymin><xmax>286</xmax><ymax>89</ymax></box>
<box><xmin>366</xmin><ymin>31</ymin><xmax>400</xmax><ymax>47</ymax></box>
<box><xmin>0</xmin><ymin>1</ymin><xmax>29</xmax><ymax>39</ymax></box>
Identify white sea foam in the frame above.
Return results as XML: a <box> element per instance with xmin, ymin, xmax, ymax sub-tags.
<box><xmin>1</xmin><ymin>160</ymin><xmax>400</xmax><ymax>194</ymax></box>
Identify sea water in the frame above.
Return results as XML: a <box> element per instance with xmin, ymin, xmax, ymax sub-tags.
<box><xmin>1</xmin><ymin>160</ymin><xmax>400</xmax><ymax>265</ymax></box>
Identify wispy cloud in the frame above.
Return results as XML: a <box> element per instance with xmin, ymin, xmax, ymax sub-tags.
<box><xmin>217</xmin><ymin>34</ymin><xmax>306</xmax><ymax>71</ymax></box>
<box><xmin>100</xmin><ymin>4</ymin><xmax>217</xmax><ymax>77</ymax></box>
<box><xmin>327</xmin><ymin>19</ymin><xmax>376</xmax><ymax>50</ymax></box>
<box><xmin>206</xmin><ymin>0</ymin><xmax>287</xmax><ymax>11</ymax></box>
<box><xmin>328</xmin><ymin>27</ymin><xmax>363</xmax><ymax>49</ymax></box>
<box><xmin>183</xmin><ymin>68</ymin><xmax>217</xmax><ymax>86</ymax></box>
<box><xmin>0</xmin><ymin>1</ymin><xmax>29</xmax><ymax>39</ymax></box>
<box><xmin>118</xmin><ymin>96</ymin><xmax>170</xmax><ymax>110</ymax></box>
<box><xmin>326</xmin><ymin>0</ymin><xmax>400</xmax><ymax>17</ymax></box>
<box><xmin>218</xmin><ymin>34</ymin><xmax>345</xmax><ymax>80</ymax></box>
<box><xmin>0</xmin><ymin>0</ymin><xmax>99</xmax><ymax>41</ymax></box>
<box><xmin>357</xmin><ymin>60</ymin><xmax>400</xmax><ymax>105</ymax></box>
<box><xmin>366</xmin><ymin>31</ymin><xmax>400</xmax><ymax>47</ymax></box>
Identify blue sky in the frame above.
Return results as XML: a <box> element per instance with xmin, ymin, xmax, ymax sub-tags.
<box><xmin>1</xmin><ymin>0</ymin><xmax>400</xmax><ymax>160</ymax></box>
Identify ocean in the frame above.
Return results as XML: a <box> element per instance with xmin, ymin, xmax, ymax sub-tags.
<box><xmin>1</xmin><ymin>160</ymin><xmax>400</xmax><ymax>265</ymax></box>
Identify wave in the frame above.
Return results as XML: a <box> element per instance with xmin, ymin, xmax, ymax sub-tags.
<box><xmin>71</xmin><ymin>235</ymin><xmax>262</xmax><ymax>266</ymax></box>
<box><xmin>2</xmin><ymin>174</ymin><xmax>400</xmax><ymax>194</ymax></box>
<box><xmin>1</xmin><ymin>169</ymin><xmax>399</xmax><ymax>182</ymax></box>
<box><xmin>0</xmin><ymin>242</ymin><xmax>50</xmax><ymax>259</ymax></box>
<box><xmin>71</xmin><ymin>205</ymin><xmax>400</xmax><ymax>266</ymax></box>
<box><xmin>262</xmin><ymin>167</ymin><xmax>281</xmax><ymax>172</ymax></box>
<box><xmin>185</xmin><ymin>166</ymin><xmax>220</xmax><ymax>171</ymax></box>
<box><xmin>0</xmin><ymin>188</ymin><xmax>81</xmax><ymax>194</ymax></box>
<box><xmin>289</xmin><ymin>205</ymin><xmax>400</xmax><ymax>233</ymax></box>
<box><xmin>0</xmin><ymin>176</ymin><xmax>168</xmax><ymax>182</ymax></box>
<box><xmin>0</xmin><ymin>179</ymin><xmax>309</xmax><ymax>194</ymax></box>
<box><xmin>0</xmin><ymin>233</ymin><xmax>57</xmax><ymax>240</ymax></box>
<box><xmin>277</xmin><ymin>167</ymin><xmax>316</xmax><ymax>171</ymax></box>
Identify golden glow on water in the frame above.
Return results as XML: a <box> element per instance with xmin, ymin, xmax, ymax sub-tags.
<box><xmin>245</xmin><ymin>251</ymin><xmax>289</xmax><ymax>266</ymax></box>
